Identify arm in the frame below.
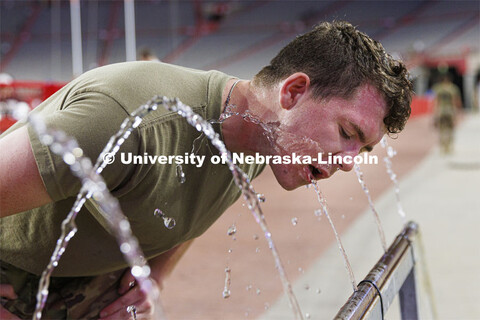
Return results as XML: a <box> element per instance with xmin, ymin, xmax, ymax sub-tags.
<box><xmin>0</xmin><ymin>284</ymin><xmax>20</xmax><ymax>320</ymax></box>
<box><xmin>99</xmin><ymin>240</ymin><xmax>194</xmax><ymax>320</ymax></box>
<box><xmin>117</xmin><ymin>239</ymin><xmax>194</xmax><ymax>294</ymax></box>
<box><xmin>0</xmin><ymin>126</ymin><xmax>52</xmax><ymax>217</ymax></box>
<box><xmin>148</xmin><ymin>239</ymin><xmax>194</xmax><ymax>287</ymax></box>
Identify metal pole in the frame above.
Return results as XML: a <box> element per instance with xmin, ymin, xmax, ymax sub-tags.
<box><xmin>70</xmin><ymin>0</ymin><xmax>83</xmax><ymax>77</ymax></box>
<box><xmin>335</xmin><ymin>221</ymin><xmax>419</xmax><ymax>320</ymax></box>
<box><xmin>124</xmin><ymin>0</ymin><xmax>136</xmax><ymax>61</ymax></box>
<box><xmin>50</xmin><ymin>0</ymin><xmax>61</xmax><ymax>80</ymax></box>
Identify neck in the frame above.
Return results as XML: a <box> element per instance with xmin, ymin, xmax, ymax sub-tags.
<box><xmin>221</xmin><ymin>80</ymin><xmax>280</xmax><ymax>155</ymax></box>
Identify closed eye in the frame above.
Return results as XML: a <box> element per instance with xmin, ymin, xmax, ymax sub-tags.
<box><xmin>340</xmin><ymin>127</ymin><xmax>352</xmax><ymax>140</ymax></box>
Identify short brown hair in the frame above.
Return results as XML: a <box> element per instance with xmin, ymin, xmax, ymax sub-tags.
<box><xmin>254</xmin><ymin>21</ymin><xmax>412</xmax><ymax>134</ymax></box>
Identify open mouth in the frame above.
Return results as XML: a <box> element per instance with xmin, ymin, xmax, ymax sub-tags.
<box><xmin>309</xmin><ymin>165</ymin><xmax>323</xmax><ymax>180</ymax></box>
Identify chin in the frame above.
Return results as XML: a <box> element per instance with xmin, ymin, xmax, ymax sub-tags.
<box><xmin>276</xmin><ymin>177</ymin><xmax>306</xmax><ymax>191</ymax></box>
<box><xmin>270</xmin><ymin>164</ymin><xmax>306</xmax><ymax>191</ymax></box>
<box><xmin>280</xmin><ymin>183</ymin><xmax>298</xmax><ymax>191</ymax></box>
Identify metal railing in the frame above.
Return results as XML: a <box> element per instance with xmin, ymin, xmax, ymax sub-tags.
<box><xmin>335</xmin><ymin>221</ymin><xmax>420</xmax><ymax>320</ymax></box>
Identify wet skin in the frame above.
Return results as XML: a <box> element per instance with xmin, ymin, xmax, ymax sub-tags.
<box><xmin>269</xmin><ymin>84</ymin><xmax>387</xmax><ymax>190</ymax></box>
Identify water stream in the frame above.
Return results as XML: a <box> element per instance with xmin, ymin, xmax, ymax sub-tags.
<box><xmin>308</xmin><ymin>176</ymin><xmax>358</xmax><ymax>292</ymax></box>
<box><xmin>157</xmin><ymin>96</ymin><xmax>304</xmax><ymax>320</ymax></box>
<box><xmin>380</xmin><ymin>136</ymin><xmax>407</xmax><ymax>224</ymax></box>
<box><xmin>353</xmin><ymin>164</ymin><xmax>387</xmax><ymax>252</ymax></box>
<box><xmin>27</xmin><ymin>101</ymin><xmax>161</xmax><ymax>320</ymax></box>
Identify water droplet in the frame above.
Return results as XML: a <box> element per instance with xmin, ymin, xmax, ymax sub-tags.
<box><xmin>387</xmin><ymin>146</ymin><xmax>396</xmax><ymax>158</ymax></box>
<box><xmin>341</xmin><ymin>214</ymin><xmax>345</xmax><ymax>219</ymax></box>
<box><xmin>72</xmin><ymin>147</ymin><xmax>83</xmax><ymax>157</ymax></box>
<box><xmin>223</xmin><ymin>267</ymin><xmax>231</xmax><ymax>299</ymax></box>
<box><xmin>131</xmin><ymin>266</ymin><xmax>143</xmax><ymax>277</ymax></box>
<box><xmin>227</xmin><ymin>224</ymin><xmax>237</xmax><ymax>236</ymax></box>
<box><xmin>228</xmin><ymin>248</ymin><xmax>233</xmax><ymax>253</ymax></box>
<box><xmin>298</xmin><ymin>267</ymin><xmax>304</xmax><ymax>274</ymax></box>
<box><xmin>291</xmin><ymin>217</ymin><xmax>298</xmax><ymax>226</ymax></box>
<box><xmin>92</xmin><ymin>191</ymin><xmax>104</xmax><ymax>201</ymax></box>
<box><xmin>314</xmin><ymin>209</ymin><xmax>322</xmax><ymax>217</ymax></box>
<box><xmin>304</xmin><ymin>284</ymin><xmax>310</xmax><ymax>290</ymax></box>
<box><xmin>120</xmin><ymin>243</ymin><xmax>131</xmax><ymax>253</ymax></box>
<box><xmin>253</xmin><ymin>234</ymin><xmax>259</xmax><ymax>240</ymax></box>
<box><xmin>154</xmin><ymin>208</ymin><xmax>176</xmax><ymax>229</ymax></box>
<box><xmin>222</xmin><ymin>289</ymin><xmax>231</xmax><ymax>299</ymax></box>
<box><xmin>63</xmin><ymin>153</ymin><xmax>76</xmax><ymax>165</ymax></box>
<box><xmin>163</xmin><ymin>217</ymin><xmax>176</xmax><ymax>229</ymax></box>
<box><xmin>256</xmin><ymin>288</ymin><xmax>261</xmax><ymax>295</ymax></box>
<box><xmin>380</xmin><ymin>136</ymin><xmax>387</xmax><ymax>148</ymax></box>
<box><xmin>142</xmin><ymin>265</ymin><xmax>151</xmax><ymax>277</ymax></box>
<box><xmin>246</xmin><ymin>284</ymin><xmax>252</xmax><ymax>291</ymax></box>
<box><xmin>132</xmin><ymin>116</ymin><xmax>142</xmax><ymax>127</ymax></box>
<box><xmin>176</xmin><ymin>164</ymin><xmax>186</xmax><ymax>183</ymax></box>
<box><xmin>119</xmin><ymin>220</ymin><xmax>130</xmax><ymax>231</ymax></box>
<box><xmin>40</xmin><ymin>135</ymin><xmax>53</xmax><ymax>145</ymax></box>
<box><xmin>264</xmin><ymin>303</ymin><xmax>270</xmax><ymax>310</ymax></box>
<box><xmin>153</xmin><ymin>208</ymin><xmax>163</xmax><ymax>217</ymax></box>
<box><xmin>306</xmin><ymin>313</ymin><xmax>311</xmax><ymax>319</ymax></box>
<box><xmin>316</xmin><ymin>288</ymin><xmax>321</xmax><ymax>294</ymax></box>
<box><xmin>255</xmin><ymin>247</ymin><xmax>260</xmax><ymax>253</ymax></box>
<box><xmin>256</xmin><ymin>193</ymin><xmax>266</xmax><ymax>202</ymax></box>
<box><xmin>51</xmin><ymin>142</ymin><xmax>62</xmax><ymax>153</ymax></box>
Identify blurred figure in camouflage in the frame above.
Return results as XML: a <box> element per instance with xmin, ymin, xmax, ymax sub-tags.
<box><xmin>432</xmin><ymin>73</ymin><xmax>462</xmax><ymax>154</ymax></box>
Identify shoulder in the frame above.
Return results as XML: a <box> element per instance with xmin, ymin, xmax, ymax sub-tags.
<box><xmin>69</xmin><ymin>62</ymin><xmax>231</xmax><ymax>116</ymax></box>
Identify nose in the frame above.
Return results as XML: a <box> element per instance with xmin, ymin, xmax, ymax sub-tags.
<box><xmin>337</xmin><ymin>150</ymin><xmax>358</xmax><ymax>172</ymax></box>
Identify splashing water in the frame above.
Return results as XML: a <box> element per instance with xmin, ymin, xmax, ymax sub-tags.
<box><xmin>176</xmin><ymin>164</ymin><xmax>186</xmax><ymax>183</ymax></box>
<box><xmin>153</xmin><ymin>208</ymin><xmax>177</xmax><ymax>229</ymax></box>
<box><xmin>157</xmin><ymin>96</ymin><xmax>304</xmax><ymax>320</ymax></box>
<box><xmin>0</xmin><ymin>100</ymin><xmax>30</xmax><ymax>123</ymax></box>
<box><xmin>380</xmin><ymin>136</ymin><xmax>406</xmax><ymax>223</ymax></box>
<box><xmin>218</xmin><ymin>105</ymin><xmax>277</xmax><ymax>147</ymax></box>
<box><xmin>309</xmin><ymin>175</ymin><xmax>357</xmax><ymax>291</ymax></box>
<box><xmin>291</xmin><ymin>217</ymin><xmax>298</xmax><ymax>226</ymax></box>
<box><xmin>127</xmin><ymin>305</ymin><xmax>137</xmax><ymax>320</ymax></box>
<box><xmin>256</xmin><ymin>193</ymin><xmax>266</xmax><ymax>203</ymax></box>
<box><xmin>28</xmin><ymin>101</ymin><xmax>161</xmax><ymax>320</ymax></box>
<box><xmin>227</xmin><ymin>224</ymin><xmax>237</xmax><ymax>236</ymax></box>
<box><xmin>353</xmin><ymin>164</ymin><xmax>387</xmax><ymax>252</ymax></box>
<box><xmin>223</xmin><ymin>267</ymin><xmax>232</xmax><ymax>299</ymax></box>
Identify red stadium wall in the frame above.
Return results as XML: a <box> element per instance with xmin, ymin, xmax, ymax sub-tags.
<box><xmin>0</xmin><ymin>81</ymin><xmax>66</xmax><ymax>133</ymax></box>
<box><xmin>410</xmin><ymin>96</ymin><xmax>434</xmax><ymax>117</ymax></box>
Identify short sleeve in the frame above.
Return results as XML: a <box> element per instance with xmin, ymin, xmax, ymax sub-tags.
<box><xmin>27</xmin><ymin>90</ymin><xmax>140</xmax><ymax>201</ymax></box>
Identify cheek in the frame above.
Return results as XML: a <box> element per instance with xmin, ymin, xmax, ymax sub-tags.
<box><xmin>275</xmin><ymin>130</ymin><xmax>326</xmax><ymax>155</ymax></box>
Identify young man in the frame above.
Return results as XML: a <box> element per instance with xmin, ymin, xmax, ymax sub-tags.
<box><xmin>0</xmin><ymin>21</ymin><xmax>411</xmax><ymax>319</ymax></box>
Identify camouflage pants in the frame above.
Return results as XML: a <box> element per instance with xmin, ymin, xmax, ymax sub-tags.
<box><xmin>435</xmin><ymin>113</ymin><xmax>455</xmax><ymax>153</ymax></box>
<box><xmin>1</xmin><ymin>261</ymin><xmax>127</xmax><ymax>319</ymax></box>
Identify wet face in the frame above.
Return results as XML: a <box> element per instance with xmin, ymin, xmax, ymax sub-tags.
<box><xmin>269</xmin><ymin>83</ymin><xmax>387</xmax><ymax>190</ymax></box>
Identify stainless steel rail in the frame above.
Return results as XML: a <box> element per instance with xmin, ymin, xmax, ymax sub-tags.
<box><xmin>335</xmin><ymin>221</ymin><xmax>419</xmax><ymax>320</ymax></box>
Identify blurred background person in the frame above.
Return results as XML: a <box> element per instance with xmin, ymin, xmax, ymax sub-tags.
<box><xmin>137</xmin><ymin>47</ymin><xmax>160</xmax><ymax>62</ymax></box>
<box><xmin>432</xmin><ymin>73</ymin><xmax>463</xmax><ymax>154</ymax></box>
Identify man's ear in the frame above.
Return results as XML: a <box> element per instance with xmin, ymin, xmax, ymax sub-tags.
<box><xmin>279</xmin><ymin>72</ymin><xmax>310</xmax><ymax>110</ymax></box>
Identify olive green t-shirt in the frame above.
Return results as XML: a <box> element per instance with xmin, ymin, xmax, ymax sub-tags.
<box><xmin>0</xmin><ymin>62</ymin><xmax>265</xmax><ymax>276</ymax></box>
